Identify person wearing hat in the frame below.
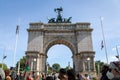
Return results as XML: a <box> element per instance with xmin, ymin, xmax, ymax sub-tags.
<box><xmin>106</xmin><ymin>61</ymin><xmax>120</xmax><ymax>80</ymax></box>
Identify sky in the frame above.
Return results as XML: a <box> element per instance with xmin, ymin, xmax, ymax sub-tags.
<box><xmin>0</xmin><ymin>0</ymin><xmax>120</xmax><ymax>68</ymax></box>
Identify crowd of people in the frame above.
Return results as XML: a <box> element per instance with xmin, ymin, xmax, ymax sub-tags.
<box><xmin>0</xmin><ymin>68</ymin><xmax>91</xmax><ymax>80</ymax></box>
<box><xmin>0</xmin><ymin>61</ymin><xmax>120</xmax><ymax>80</ymax></box>
<box><xmin>100</xmin><ymin>61</ymin><xmax>120</xmax><ymax>80</ymax></box>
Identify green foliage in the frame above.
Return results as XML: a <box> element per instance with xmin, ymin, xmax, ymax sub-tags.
<box><xmin>65</xmin><ymin>66</ymin><xmax>72</xmax><ymax>71</ymax></box>
<box><xmin>95</xmin><ymin>60</ymin><xmax>105</xmax><ymax>75</ymax></box>
<box><xmin>0</xmin><ymin>63</ymin><xmax>8</xmax><ymax>70</ymax></box>
<box><xmin>47</xmin><ymin>63</ymin><xmax>72</xmax><ymax>73</ymax></box>
<box><xmin>47</xmin><ymin>67</ymin><xmax>53</xmax><ymax>74</ymax></box>
<box><xmin>93</xmin><ymin>77</ymin><xmax>97</xmax><ymax>80</ymax></box>
<box><xmin>52</xmin><ymin>63</ymin><xmax>61</xmax><ymax>72</ymax></box>
<box><xmin>16</xmin><ymin>56</ymin><xmax>26</xmax><ymax>71</ymax></box>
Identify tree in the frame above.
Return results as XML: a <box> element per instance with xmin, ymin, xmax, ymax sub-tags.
<box><xmin>0</xmin><ymin>63</ymin><xmax>7</xmax><ymax>70</ymax></box>
<box><xmin>52</xmin><ymin>63</ymin><xmax>61</xmax><ymax>72</ymax></box>
<box><xmin>95</xmin><ymin>60</ymin><xmax>105</xmax><ymax>75</ymax></box>
<box><xmin>65</xmin><ymin>66</ymin><xmax>72</xmax><ymax>71</ymax></box>
<box><xmin>47</xmin><ymin>63</ymin><xmax>53</xmax><ymax>74</ymax></box>
<box><xmin>16</xmin><ymin>56</ymin><xmax>26</xmax><ymax>71</ymax></box>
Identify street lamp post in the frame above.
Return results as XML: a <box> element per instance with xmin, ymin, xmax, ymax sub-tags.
<box><xmin>31</xmin><ymin>61</ymin><xmax>33</xmax><ymax>71</ymax></box>
<box><xmin>87</xmin><ymin>57</ymin><xmax>90</xmax><ymax>79</ymax></box>
<box><xmin>2</xmin><ymin>47</ymin><xmax>7</xmax><ymax>69</ymax></box>
<box><xmin>33</xmin><ymin>58</ymin><xmax>36</xmax><ymax>71</ymax></box>
<box><xmin>46</xmin><ymin>62</ymin><xmax>49</xmax><ymax>74</ymax></box>
<box><xmin>87</xmin><ymin>57</ymin><xmax>90</xmax><ymax>72</ymax></box>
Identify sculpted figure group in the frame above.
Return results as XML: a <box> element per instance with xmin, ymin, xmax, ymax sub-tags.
<box><xmin>48</xmin><ymin>7</ymin><xmax>72</xmax><ymax>23</ymax></box>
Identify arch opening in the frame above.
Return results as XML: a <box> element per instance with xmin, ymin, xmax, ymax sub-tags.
<box><xmin>47</xmin><ymin>44</ymin><xmax>73</xmax><ymax>69</ymax></box>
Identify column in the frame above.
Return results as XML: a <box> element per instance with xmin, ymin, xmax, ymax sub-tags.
<box><xmin>83</xmin><ymin>61</ymin><xmax>85</xmax><ymax>72</ymax></box>
<box><xmin>73</xmin><ymin>54</ymin><xmax>76</xmax><ymax>72</ymax></box>
<box><xmin>39</xmin><ymin>55</ymin><xmax>42</xmax><ymax>72</ymax></box>
<box><xmin>92</xmin><ymin>56</ymin><xmax>95</xmax><ymax>71</ymax></box>
<box><xmin>79</xmin><ymin>54</ymin><xmax>83</xmax><ymax>72</ymax></box>
<box><xmin>41</xmin><ymin>55</ymin><xmax>43</xmax><ymax>72</ymax></box>
<box><xmin>36</xmin><ymin>55</ymin><xmax>39</xmax><ymax>71</ymax></box>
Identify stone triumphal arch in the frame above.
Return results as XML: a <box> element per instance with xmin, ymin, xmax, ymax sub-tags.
<box><xmin>26</xmin><ymin>7</ymin><xmax>95</xmax><ymax>73</ymax></box>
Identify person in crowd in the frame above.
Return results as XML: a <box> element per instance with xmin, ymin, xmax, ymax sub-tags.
<box><xmin>19</xmin><ymin>72</ymin><xmax>25</xmax><ymax>80</ymax></box>
<box><xmin>84</xmin><ymin>74</ymin><xmax>90</xmax><ymax>80</ymax></box>
<box><xmin>52</xmin><ymin>72</ymin><xmax>56</xmax><ymax>80</ymax></box>
<box><xmin>54</xmin><ymin>72</ymin><xmax>59</xmax><ymax>80</ymax></box>
<box><xmin>26</xmin><ymin>72</ymin><xmax>33</xmax><ymax>80</ymax></box>
<box><xmin>106</xmin><ymin>61</ymin><xmax>120</xmax><ymax>80</ymax></box>
<box><xmin>46</xmin><ymin>76</ymin><xmax>54</xmax><ymax>80</ymax></box>
<box><xmin>58</xmin><ymin>68</ymin><xmax>68</xmax><ymax>80</ymax></box>
<box><xmin>32</xmin><ymin>71</ymin><xmax>35</xmax><ymax>80</ymax></box>
<box><xmin>15</xmin><ymin>74</ymin><xmax>20</xmax><ymax>80</ymax></box>
<box><xmin>100</xmin><ymin>65</ymin><xmax>110</xmax><ymax>80</ymax></box>
<box><xmin>0</xmin><ymin>68</ymin><xmax>5</xmax><ymax>80</ymax></box>
<box><xmin>41</xmin><ymin>72</ymin><xmax>46</xmax><ymax>80</ymax></box>
<box><xmin>35</xmin><ymin>72</ymin><xmax>40</xmax><ymax>80</ymax></box>
<box><xmin>4</xmin><ymin>69</ymin><xmax>11</xmax><ymax>80</ymax></box>
<box><xmin>67</xmin><ymin>69</ymin><xmax>76</xmax><ymax>80</ymax></box>
<box><xmin>10</xmin><ymin>67</ymin><xmax>17</xmax><ymax>80</ymax></box>
<box><xmin>76</xmin><ymin>73</ymin><xmax>83</xmax><ymax>80</ymax></box>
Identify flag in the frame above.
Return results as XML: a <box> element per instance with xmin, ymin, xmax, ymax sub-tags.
<box><xmin>101</xmin><ymin>40</ymin><xmax>104</xmax><ymax>50</ymax></box>
<box><xmin>25</xmin><ymin>61</ymin><xmax>30</xmax><ymax>71</ymax></box>
<box><xmin>16</xmin><ymin>25</ymin><xmax>19</xmax><ymax>34</ymax></box>
<box><xmin>116</xmin><ymin>55</ymin><xmax>119</xmax><ymax>58</ymax></box>
<box><xmin>3</xmin><ymin>55</ymin><xmax>7</xmax><ymax>59</ymax></box>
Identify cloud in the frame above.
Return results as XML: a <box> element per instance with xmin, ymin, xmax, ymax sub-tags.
<box><xmin>110</xmin><ymin>56</ymin><xmax>118</xmax><ymax>61</ymax></box>
<box><xmin>112</xmin><ymin>45</ymin><xmax>120</xmax><ymax>51</ymax></box>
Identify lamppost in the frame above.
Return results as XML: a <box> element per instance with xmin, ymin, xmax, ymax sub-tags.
<box><xmin>31</xmin><ymin>61</ymin><xmax>33</xmax><ymax>71</ymax></box>
<box><xmin>46</xmin><ymin>62</ymin><xmax>49</xmax><ymax>74</ymax></box>
<box><xmin>2</xmin><ymin>47</ymin><xmax>7</xmax><ymax>69</ymax></box>
<box><xmin>33</xmin><ymin>58</ymin><xmax>36</xmax><ymax>71</ymax></box>
<box><xmin>87</xmin><ymin>57</ymin><xmax>90</xmax><ymax>78</ymax></box>
<box><xmin>87</xmin><ymin>57</ymin><xmax>90</xmax><ymax>72</ymax></box>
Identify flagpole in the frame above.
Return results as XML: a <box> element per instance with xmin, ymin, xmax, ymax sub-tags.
<box><xmin>116</xmin><ymin>45</ymin><xmax>120</xmax><ymax>61</ymax></box>
<box><xmin>100</xmin><ymin>17</ymin><xmax>109</xmax><ymax>64</ymax></box>
<box><xmin>12</xmin><ymin>25</ymin><xmax>19</xmax><ymax>67</ymax></box>
<box><xmin>17</xmin><ymin>61</ymin><xmax>20</xmax><ymax>75</ymax></box>
<box><xmin>2</xmin><ymin>47</ymin><xmax>6</xmax><ymax>69</ymax></box>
